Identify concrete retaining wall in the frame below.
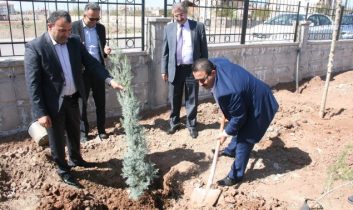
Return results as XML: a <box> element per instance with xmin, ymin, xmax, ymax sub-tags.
<box><xmin>1</xmin><ymin>18</ymin><xmax>353</xmax><ymax>137</ymax></box>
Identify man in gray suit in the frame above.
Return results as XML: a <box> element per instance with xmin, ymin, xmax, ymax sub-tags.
<box><xmin>24</xmin><ymin>11</ymin><xmax>123</xmax><ymax>188</ymax></box>
<box><xmin>161</xmin><ymin>2</ymin><xmax>208</xmax><ymax>139</ymax></box>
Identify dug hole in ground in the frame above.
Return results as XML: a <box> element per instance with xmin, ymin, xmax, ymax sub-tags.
<box><xmin>1</xmin><ymin>71</ymin><xmax>353</xmax><ymax>210</ymax></box>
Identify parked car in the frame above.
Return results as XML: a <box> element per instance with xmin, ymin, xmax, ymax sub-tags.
<box><xmin>250</xmin><ymin>13</ymin><xmax>333</xmax><ymax>41</ymax></box>
<box><xmin>340</xmin><ymin>14</ymin><xmax>353</xmax><ymax>39</ymax></box>
<box><xmin>309</xmin><ymin>14</ymin><xmax>353</xmax><ymax>40</ymax></box>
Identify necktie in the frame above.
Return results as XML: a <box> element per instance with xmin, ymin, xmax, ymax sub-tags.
<box><xmin>177</xmin><ymin>24</ymin><xmax>184</xmax><ymax>65</ymax></box>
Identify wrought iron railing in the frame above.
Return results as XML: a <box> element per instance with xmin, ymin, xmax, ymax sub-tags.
<box><xmin>1</xmin><ymin>0</ymin><xmax>353</xmax><ymax>57</ymax></box>
<box><xmin>164</xmin><ymin>0</ymin><xmax>353</xmax><ymax>44</ymax></box>
<box><xmin>0</xmin><ymin>0</ymin><xmax>145</xmax><ymax>57</ymax></box>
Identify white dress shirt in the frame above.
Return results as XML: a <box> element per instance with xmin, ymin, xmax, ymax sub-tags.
<box><xmin>49</xmin><ymin>35</ymin><xmax>77</xmax><ymax>97</ymax></box>
<box><xmin>82</xmin><ymin>20</ymin><xmax>101</xmax><ymax>63</ymax></box>
<box><xmin>177</xmin><ymin>20</ymin><xmax>193</xmax><ymax>65</ymax></box>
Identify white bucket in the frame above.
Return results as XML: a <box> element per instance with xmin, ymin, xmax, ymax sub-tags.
<box><xmin>28</xmin><ymin>121</ymin><xmax>49</xmax><ymax>146</ymax></box>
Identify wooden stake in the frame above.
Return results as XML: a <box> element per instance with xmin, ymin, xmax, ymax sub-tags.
<box><xmin>319</xmin><ymin>1</ymin><xmax>342</xmax><ymax>118</ymax></box>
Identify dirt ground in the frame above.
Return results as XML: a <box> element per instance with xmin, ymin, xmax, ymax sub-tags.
<box><xmin>1</xmin><ymin>70</ymin><xmax>353</xmax><ymax>210</ymax></box>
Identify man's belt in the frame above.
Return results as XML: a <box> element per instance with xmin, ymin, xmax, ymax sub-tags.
<box><xmin>177</xmin><ymin>64</ymin><xmax>192</xmax><ymax>68</ymax></box>
<box><xmin>63</xmin><ymin>92</ymin><xmax>79</xmax><ymax>99</ymax></box>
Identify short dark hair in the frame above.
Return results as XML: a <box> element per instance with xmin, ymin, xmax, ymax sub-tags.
<box><xmin>84</xmin><ymin>2</ymin><xmax>101</xmax><ymax>12</ymax></box>
<box><xmin>192</xmin><ymin>58</ymin><xmax>215</xmax><ymax>75</ymax></box>
<box><xmin>47</xmin><ymin>10</ymin><xmax>71</xmax><ymax>24</ymax></box>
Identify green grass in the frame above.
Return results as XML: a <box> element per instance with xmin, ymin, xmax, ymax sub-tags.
<box><xmin>325</xmin><ymin>144</ymin><xmax>353</xmax><ymax>189</ymax></box>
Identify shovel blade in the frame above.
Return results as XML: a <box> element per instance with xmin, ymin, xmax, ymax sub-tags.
<box><xmin>190</xmin><ymin>187</ymin><xmax>222</xmax><ymax>207</ymax></box>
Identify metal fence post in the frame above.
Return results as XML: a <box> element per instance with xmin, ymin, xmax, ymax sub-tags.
<box><xmin>142</xmin><ymin>0</ymin><xmax>145</xmax><ymax>51</ymax></box>
<box><xmin>294</xmin><ymin>1</ymin><xmax>301</xmax><ymax>42</ymax></box>
<box><xmin>164</xmin><ymin>0</ymin><xmax>167</xmax><ymax>17</ymax></box>
<box><xmin>240</xmin><ymin>0</ymin><xmax>249</xmax><ymax>44</ymax></box>
<box><xmin>336</xmin><ymin>5</ymin><xmax>344</xmax><ymax>40</ymax></box>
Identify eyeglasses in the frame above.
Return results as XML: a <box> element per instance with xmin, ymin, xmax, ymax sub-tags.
<box><xmin>87</xmin><ymin>17</ymin><xmax>100</xmax><ymax>21</ymax></box>
<box><xmin>174</xmin><ymin>13</ymin><xmax>186</xmax><ymax>19</ymax></box>
<box><xmin>196</xmin><ymin>75</ymin><xmax>209</xmax><ymax>84</ymax></box>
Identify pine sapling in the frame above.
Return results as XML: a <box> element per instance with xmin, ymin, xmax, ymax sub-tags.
<box><xmin>109</xmin><ymin>49</ymin><xmax>158</xmax><ymax>200</ymax></box>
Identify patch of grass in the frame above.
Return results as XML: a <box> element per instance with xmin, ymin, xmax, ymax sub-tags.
<box><xmin>325</xmin><ymin>144</ymin><xmax>353</xmax><ymax>189</ymax></box>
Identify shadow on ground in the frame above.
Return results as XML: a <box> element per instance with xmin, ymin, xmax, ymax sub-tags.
<box><xmin>72</xmin><ymin>158</ymin><xmax>125</xmax><ymax>188</ymax></box>
<box><xmin>246</xmin><ymin>137</ymin><xmax>312</xmax><ymax>182</ymax></box>
<box><xmin>142</xmin><ymin>117</ymin><xmax>220</xmax><ymax>134</ymax></box>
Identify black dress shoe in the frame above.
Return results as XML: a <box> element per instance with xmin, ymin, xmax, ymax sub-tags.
<box><xmin>211</xmin><ymin>149</ymin><xmax>234</xmax><ymax>158</ymax></box>
<box><xmin>348</xmin><ymin>195</ymin><xmax>353</xmax><ymax>205</ymax></box>
<box><xmin>80</xmin><ymin>135</ymin><xmax>88</xmax><ymax>143</ymax></box>
<box><xmin>68</xmin><ymin>159</ymin><xmax>96</xmax><ymax>168</ymax></box>
<box><xmin>217</xmin><ymin>176</ymin><xmax>241</xmax><ymax>186</ymax></box>
<box><xmin>59</xmin><ymin>173</ymin><xmax>82</xmax><ymax>188</ymax></box>
<box><xmin>189</xmin><ymin>129</ymin><xmax>198</xmax><ymax>139</ymax></box>
<box><xmin>98</xmin><ymin>133</ymin><xmax>108</xmax><ymax>140</ymax></box>
<box><xmin>80</xmin><ymin>133</ymin><xmax>88</xmax><ymax>143</ymax></box>
<box><xmin>167</xmin><ymin>124</ymin><xmax>181</xmax><ymax>134</ymax></box>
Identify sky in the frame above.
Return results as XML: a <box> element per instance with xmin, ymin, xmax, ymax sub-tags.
<box><xmin>5</xmin><ymin>0</ymin><xmax>353</xmax><ymax>12</ymax></box>
<box><xmin>5</xmin><ymin>0</ymin><xmax>165</xmax><ymax>11</ymax></box>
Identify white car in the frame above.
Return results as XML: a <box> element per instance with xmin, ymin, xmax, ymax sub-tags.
<box><xmin>340</xmin><ymin>14</ymin><xmax>353</xmax><ymax>39</ymax></box>
<box><xmin>249</xmin><ymin>13</ymin><xmax>333</xmax><ymax>41</ymax></box>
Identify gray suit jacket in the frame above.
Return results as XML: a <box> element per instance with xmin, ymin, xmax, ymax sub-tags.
<box><xmin>24</xmin><ymin>32</ymin><xmax>111</xmax><ymax>119</ymax></box>
<box><xmin>161</xmin><ymin>19</ymin><xmax>208</xmax><ymax>82</ymax></box>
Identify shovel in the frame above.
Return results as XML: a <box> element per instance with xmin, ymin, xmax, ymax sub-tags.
<box><xmin>190</xmin><ymin>140</ymin><xmax>222</xmax><ymax>207</ymax></box>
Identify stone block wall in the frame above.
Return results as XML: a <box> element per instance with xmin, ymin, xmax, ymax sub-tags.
<box><xmin>1</xmin><ymin>19</ymin><xmax>353</xmax><ymax>137</ymax></box>
<box><xmin>0</xmin><ymin>58</ymin><xmax>31</xmax><ymax>135</ymax></box>
<box><xmin>209</xmin><ymin>43</ymin><xmax>299</xmax><ymax>86</ymax></box>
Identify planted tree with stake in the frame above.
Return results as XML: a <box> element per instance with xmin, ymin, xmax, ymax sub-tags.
<box><xmin>109</xmin><ymin>49</ymin><xmax>158</xmax><ymax>200</ymax></box>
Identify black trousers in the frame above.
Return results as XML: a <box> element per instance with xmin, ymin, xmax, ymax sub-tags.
<box><xmin>80</xmin><ymin>71</ymin><xmax>106</xmax><ymax>135</ymax></box>
<box><xmin>168</xmin><ymin>65</ymin><xmax>199</xmax><ymax>129</ymax></box>
<box><xmin>47</xmin><ymin>94</ymin><xmax>82</xmax><ymax>175</ymax></box>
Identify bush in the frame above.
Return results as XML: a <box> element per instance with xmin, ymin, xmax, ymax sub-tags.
<box><xmin>251</xmin><ymin>9</ymin><xmax>271</xmax><ymax>21</ymax></box>
<box><xmin>315</xmin><ymin>3</ymin><xmax>332</xmax><ymax>16</ymax></box>
<box><xmin>217</xmin><ymin>6</ymin><xmax>236</xmax><ymax>19</ymax></box>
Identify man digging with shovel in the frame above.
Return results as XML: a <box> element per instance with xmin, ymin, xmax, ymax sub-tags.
<box><xmin>192</xmin><ymin>58</ymin><xmax>279</xmax><ymax>186</ymax></box>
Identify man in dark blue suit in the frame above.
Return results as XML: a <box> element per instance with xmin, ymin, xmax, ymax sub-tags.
<box><xmin>192</xmin><ymin>58</ymin><xmax>279</xmax><ymax>186</ymax></box>
<box><xmin>24</xmin><ymin>11</ymin><xmax>123</xmax><ymax>188</ymax></box>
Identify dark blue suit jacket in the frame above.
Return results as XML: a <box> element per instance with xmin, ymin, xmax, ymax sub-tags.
<box><xmin>24</xmin><ymin>32</ymin><xmax>111</xmax><ymax>119</ymax></box>
<box><xmin>211</xmin><ymin>58</ymin><xmax>279</xmax><ymax>144</ymax></box>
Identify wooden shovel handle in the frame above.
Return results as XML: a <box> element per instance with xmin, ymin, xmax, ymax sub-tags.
<box><xmin>206</xmin><ymin>140</ymin><xmax>221</xmax><ymax>190</ymax></box>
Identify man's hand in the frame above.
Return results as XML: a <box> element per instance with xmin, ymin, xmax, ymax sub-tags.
<box><xmin>38</xmin><ymin>115</ymin><xmax>52</xmax><ymax>128</ymax></box>
<box><xmin>217</xmin><ymin>130</ymin><xmax>230</xmax><ymax>145</ymax></box>
<box><xmin>110</xmin><ymin>80</ymin><xmax>124</xmax><ymax>90</ymax></box>
<box><xmin>104</xmin><ymin>46</ymin><xmax>112</xmax><ymax>55</ymax></box>
<box><xmin>219</xmin><ymin>114</ymin><xmax>227</xmax><ymax>131</ymax></box>
<box><xmin>161</xmin><ymin>74</ymin><xmax>168</xmax><ymax>82</ymax></box>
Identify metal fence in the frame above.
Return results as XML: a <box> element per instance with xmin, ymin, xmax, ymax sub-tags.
<box><xmin>165</xmin><ymin>0</ymin><xmax>353</xmax><ymax>44</ymax></box>
<box><xmin>0</xmin><ymin>0</ymin><xmax>145</xmax><ymax>57</ymax></box>
<box><xmin>1</xmin><ymin>0</ymin><xmax>353</xmax><ymax>57</ymax></box>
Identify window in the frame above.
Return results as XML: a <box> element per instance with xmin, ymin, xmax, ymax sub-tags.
<box><xmin>318</xmin><ymin>15</ymin><xmax>332</xmax><ymax>25</ymax></box>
